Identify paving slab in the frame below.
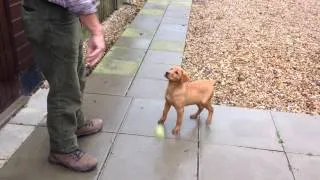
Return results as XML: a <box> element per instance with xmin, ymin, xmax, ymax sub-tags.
<box><xmin>136</xmin><ymin>62</ymin><xmax>171</xmax><ymax>80</ymax></box>
<box><xmin>134</xmin><ymin>13</ymin><xmax>164</xmax><ymax>21</ymax></box>
<box><xmin>144</xmin><ymin>50</ymin><xmax>182</xmax><ymax>65</ymax></box>
<box><xmin>99</xmin><ymin>134</ymin><xmax>197</xmax><ymax>180</ymax></box>
<box><xmin>23</xmin><ymin>88</ymin><xmax>48</xmax><ymax>110</ymax></box>
<box><xmin>126</xmin><ymin>78</ymin><xmax>167</xmax><ymax>99</ymax></box>
<box><xmin>154</xmin><ymin>29</ymin><xmax>187</xmax><ymax>42</ymax></box>
<box><xmin>133</xmin><ymin>12</ymin><xmax>161</xmax><ymax>23</ymax></box>
<box><xmin>147</xmin><ymin>0</ymin><xmax>170</xmax><ymax>5</ymax></box>
<box><xmin>143</xmin><ymin>2</ymin><xmax>168</xmax><ymax>9</ymax></box>
<box><xmin>199</xmin><ymin>144</ymin><xmax>293</xmax><ymax>180</ymax></box>
<box><xmin>0</xmin><ymin>96</ymin><xmax>29</xmax><ymax>128</ymax></box>
<box><xmin>124</xmin><ymin>13</ymin><xmax>163</xmax><ymax>38</ymax></box>
<box><xmin>120</xmin><ymin>98</ymin><xmax>199</xmax><ymax>141</ymax></box>
<box><xmin>171</xmin><ymin>1</ymin><xmax>192</xmax><ymax>7</ymax></box>
<box><xmin>168</xmin><ymin>2</ymin><xmax>191</xmax><ymax>7</ymax></box>
<box><xmin>0</xmin><ymin>127</ymin><xmax>115</xmax><ymax>180</ymax></box>
<box><xmin>150</xmin><ymin>40</ymin><xmax>185</xmax><ymax>52</ymax></box>
<box><xmin>164</xmin><ymin>8</ymin><xmax>190</xmax><ymax>19</ymax></box>
<box><xmin>104</xmin><ymin>46</ymin><xmax>147</xmax><ymax>62</ymax></box>
<box><xmin>114</xmin><ymin>36</ymin><xmax>152</xmax><ymax>50</ymax></box>
<box><xmin>85</xmin><ymin>74</ymin><xmax>134</xmax><ymax>96</ymax></box>
<box><xmin>155</xmin><ymin>23</ymin><xmax>188</xmax><ymax>41</ymax></box>
<box><xmin>9</xmin><ymin>88</ymin><xmax>48</xmax><ymax>126</ymax></box>
<box><xmin>94</xmin><ymin>58</ymin><xmax>140</xmax><ymax>76</ymax></box>
<box><xmin>272</xmin><ymin>111</ymin><xmax>320</xmax><ymax>155</ymax></box>
<box><xmin>127</xmin><ymin>21</ymin><xmax>159</xmax><ymax>35</ymax></box>
<box><xmin>200</xmin><ymin>105</ymin><xmax>282</xmax><ymax>150</ymax></box>
<box><xmin>158</xmin><ymin>23</ymin><xmax>188</xmax><ymax>33</ymax></box>
<box><xmin>82</xmin><ymin>94</ymin><xmax>132</xmax><ymax>132</ymax></box>
<box><xmin>162</xmin><ymin>16</ymin><xmax>189</xmax><ymax>25</ymax></box>
<box><xmin>172</xmin><ymin>0</ymin><xmax>192</xmax><ymax>2</ymax></box>
<box><xmin>0</xmin><ymin>124</ymin><xmax>34</xmax><ymax>159</ymax></box>
<box><xmin>288</xmin><ymin>153</ymin><xmax>320</xmax><ymax>180</ymax></box>
<box><xmin>0</xmin><ymin>160</ymin><xmax>5</xmax><ymax>169</ymax></box>
<box><xmin>139</xmin><ymin>8</ymin><xmax>165</xmax><ymax>16</ymax></box>
<box><xmin>122</xmin><ymin>26</ymin><xmax>156</xmax><ymax>38</ymax></box>
<box><xmin>8</xmin><ymin>107</ymin><xmax>46</xmax><ymax>126</ymax></box>
<box><xmin>167</xmin><ymin>3</ymin><xmax>191</xmax><ymax>11</ymax></box>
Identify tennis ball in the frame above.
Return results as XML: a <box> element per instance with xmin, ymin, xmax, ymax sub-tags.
<box><xmin>155</xmin><ymin>124</ymin><xmax>165</xmax><ymax>139</ymax></box>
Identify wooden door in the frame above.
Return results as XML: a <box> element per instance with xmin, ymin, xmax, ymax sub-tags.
<box><xmin>0</xmin><ymin>0</ymin><xmax>20</xmax><ymax>113</ymax></box>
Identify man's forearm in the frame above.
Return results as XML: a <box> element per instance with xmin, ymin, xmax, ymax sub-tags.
<box><xmin>80</xmin><ymin>14</ymin><xmax>103</xmax><ymax>36</ymax></box>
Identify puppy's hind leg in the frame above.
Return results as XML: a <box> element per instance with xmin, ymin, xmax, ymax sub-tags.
<box><xmin>204</xmin><ymin>92</ymin><xmax>214</xmax><ymax>125</ymax></box>
<box><xmin>203</xmin><ymin>102</ymin><xmax>214</xmax><ymax>125</ymax></box>
<box><xmin>158</xmin><ymin>101</ymin><xmax>171</xmax><ymax>124</ymax></box>
<box><xmin>190</xmin><ymin>104</ymin><xmax>204</xmax><ymax>119</ymax></box>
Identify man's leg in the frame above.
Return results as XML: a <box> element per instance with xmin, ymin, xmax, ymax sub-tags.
<box><xmin>76</xmin><ymin>40</ymin><xmax>86</xmax><ymax>128</ymax></box>
<box><xmin>22</xmin><ymin>0</ymin><xmax>98</xmax><ymax>171</ymax></box>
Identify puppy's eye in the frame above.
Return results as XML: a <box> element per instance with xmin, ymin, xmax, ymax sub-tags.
<box><xmin>175</xmin><ymin>71</ymin><xmax>179</xmax><ymax>74</ymax></box>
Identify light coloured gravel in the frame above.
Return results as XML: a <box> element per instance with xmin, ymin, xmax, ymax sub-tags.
<box><xmin>183</xmin><ymin>0</ymin><xmax>320</xmax><ymax>115</ymax></box>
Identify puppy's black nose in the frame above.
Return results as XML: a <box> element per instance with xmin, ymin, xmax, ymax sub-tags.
<box><xmin>164</xmin><ymin>72</ymin><xmax>169</xmax><ymax>78</ymax></box>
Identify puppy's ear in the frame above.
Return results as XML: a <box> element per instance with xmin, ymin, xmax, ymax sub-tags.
<box><xmin>181</xmin><ymin>70</ymin><xmax>190</xmax><ymax>83</ymax></box>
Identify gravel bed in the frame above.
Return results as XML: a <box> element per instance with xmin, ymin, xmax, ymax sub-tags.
<box><xmin>183</xmin><ymin>0</ymin><xmax>320</xmax><ymax>115</ymax></box>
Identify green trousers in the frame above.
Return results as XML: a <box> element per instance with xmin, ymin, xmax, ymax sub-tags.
<box><xmin>22</xmin><ymin>0</ymin><xmax>86</xmax><ymax>153</ymax></box>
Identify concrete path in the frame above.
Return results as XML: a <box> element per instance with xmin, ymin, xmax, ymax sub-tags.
<box><xmin>1</xmin><ymin>0</ymin><xmax>320</xmax><ymax>179</ymax></box>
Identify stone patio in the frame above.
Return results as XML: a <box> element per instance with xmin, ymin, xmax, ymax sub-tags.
<box><xmin>0</xmin><ymin>0</ymin><xmax>320</xmax><ymax>179</ymax></box>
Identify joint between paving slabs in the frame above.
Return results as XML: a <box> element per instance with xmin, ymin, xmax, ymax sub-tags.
<box><xmin>184</xmin><ymin>2</ymin><xmax>199</xmax><ymax>178</ymax></box>
<box><xmin>269</xmin><ymin>111</ymin><xmax>296</xmax><ymax>180</ymax></box>
<box><xmin>286</xmin><ymin>151</ymin><xmax>320</xmax><ymax>157</ymax></box>
<box><xmin>7</xmin><ymin>122</ymin><xmax>38</xmax><ymax>127</ymax></box>
<box><xmin>96</xmin><ymin>97</ymin><xmax>134</xmax><ymax>179</ymax></box>
<box><xmin>196</xmin><ymin>116</ymin><xmax>200</xmax><ymax>180</ymax></box>
<box><xmin>117</xmin><ymin>131</ymin><xmax>196</xmax><ymax>142</ymax></box>
<box><xmin>85</xmin><ymin>92</ymin><xmax>134</xmax><ymax>98</ymax></box>
<box><xmin>229</xmin><ymin>144</ymin><xmax>285</xmax><ymax>153</ymax></box>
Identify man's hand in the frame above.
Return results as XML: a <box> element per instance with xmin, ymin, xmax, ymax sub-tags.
<box><xmin>86</xmin><ymin>32</ymin><xmax>105</xmax><ymax>67</ymax></box>
<box><xmin>80</xmin><ymin>13</ymin><xmax>106</xmax><ymax>67</ymax></box>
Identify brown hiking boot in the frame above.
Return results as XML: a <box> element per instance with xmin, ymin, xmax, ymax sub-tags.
<box><xmin>48</xmin><ymin>149</ymin><xmax>97</xmax><ymax>172</ymax></box>
<box><xmin>76</xmin><ymin>118</ymin><xmax>103</xmax><ymax>137</ymax></box>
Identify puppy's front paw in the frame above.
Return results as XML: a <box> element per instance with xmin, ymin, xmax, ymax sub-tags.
<box><xmin>206</xmin><ymin>119</ymin><xmax>212</xmax><ymax>125</ymax></box>
<box><xmin>190</xmin><ymin>114</ymin><xmax>198</xmax><ymax>119</ymax></box>
<box><xmin>158</xmin><ymin>119</ymin><xmax>165</xmax><ymax>124</ymax></box>
<box><xmin>171</xmin><ymin>126</ymin><xmax>180</xmax><ymax>135</ymax></box>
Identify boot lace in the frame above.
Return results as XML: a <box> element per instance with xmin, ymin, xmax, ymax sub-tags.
<box><xmin>80</xmin><ymin>120</ymin><xmax>94</xmax><ymax>129</ymax></box>
<box><xmin>70</xmin><ymin>149</ymin><xmax>85</xmax><ymax>161</ymax></box>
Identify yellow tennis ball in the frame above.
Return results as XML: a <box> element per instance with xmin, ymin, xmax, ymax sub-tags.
<box><xmin>155</xmin><ymin>124</ymin><xmax>165</xmax><ymax>139</ymax></box>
